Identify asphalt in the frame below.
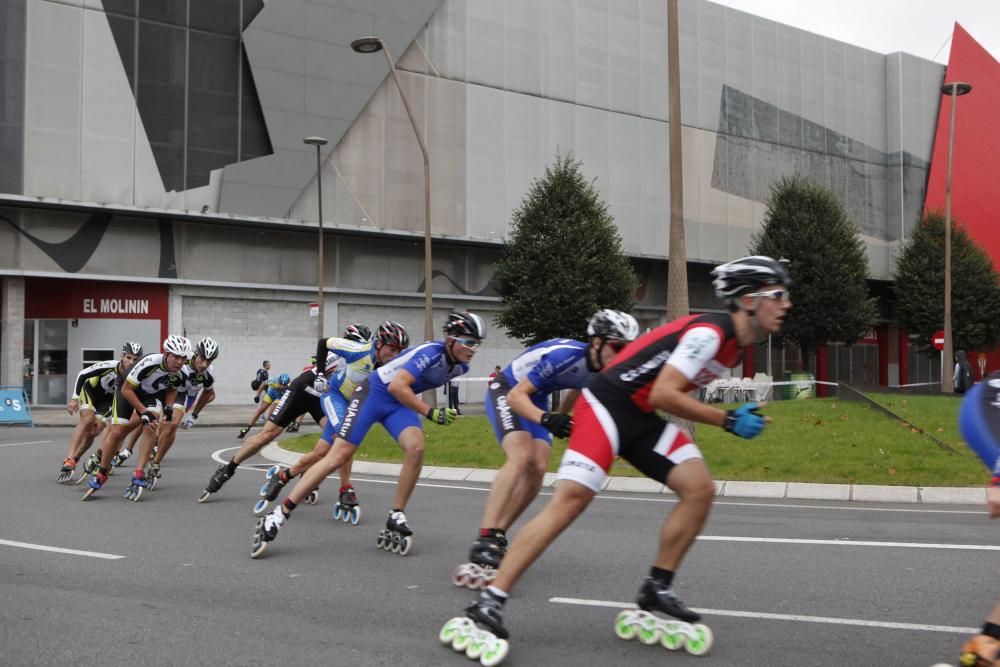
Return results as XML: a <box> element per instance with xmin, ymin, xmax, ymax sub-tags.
<box><xmin>2</xmin><ymin>426</ymin><xmax>995</xmax><ymax>666</ymax></box>
<box><xmin>20</xmin><ymin>403</ymin><xmax>990</xmax><ymax>506</ymax></box>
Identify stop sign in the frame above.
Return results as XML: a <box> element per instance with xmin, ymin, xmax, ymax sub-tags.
<box><xmin>932</xmin><ymin>330</ymin><xmax>945</xmax><ymax>351</ymax></box>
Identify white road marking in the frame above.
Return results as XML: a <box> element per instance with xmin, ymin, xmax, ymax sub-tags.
<box><xmin>0</xmin><ymin>538</ymin><xmax>124</xmax><ymax>560</ymax></box>
<box><xmin>0</xmin><ymin>440</ymin><xmax>53</xmax><ymax>448</ymax></box>
<box><xmin>549</xmin><ymin>597</ymin><xmax>978</xmax><ymax>634</ymax></box>
<box><xmin>697</xmin><ymin>535</ymin><xmax>1000</xmax><ymax>551</ymax></box>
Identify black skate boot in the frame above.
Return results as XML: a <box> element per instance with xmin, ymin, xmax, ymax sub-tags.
<box><xmin>198</xmin><ymin>462</ymin><xmax>236</xmax><ymax>503</ymax></box>
<box><xmin>253</xmin><ymin>467</ymin><xmax>291</xmax><ymax>515</ymax></box>
<box><xmin>251</xmin><ymin>507</ymin><xmax>287</xmax><ymax>558</ymax></box>
<box><xmin>377</xmin><ymin>510</ymin><xmax>413</xmax><ymax>555</ymax></box>
<box><xmin>636</xmin><ymin>577</ymin><xmax>701</xmax><ymax>622</ymax></box>
<box><xmin>333</xmin><ymin>485</ymin><xmax>360</xmax><ymax>524</ymax></box>
<box><xmin>285</xmin><ymin>422</ymin><xmax>300</xmax><ymax>433</ymax></box>
<box><xmin>236</xmin><ymin>426</ymin><xmax>250</xmax><ymax>440</ymax></box>
<box><xmin>452</xmin><ymin>530</ymin><xmax>506</xmax><ymax>589</ymax></box>
<box><xmin>465</xmin><ymin>589</ymin><xmax>510</xmax><ymax>640</ymax></box>
<box><xmin>76</xmin><ymin>450</ymin><xmax>102</xmax><ymax>484</ymax></box>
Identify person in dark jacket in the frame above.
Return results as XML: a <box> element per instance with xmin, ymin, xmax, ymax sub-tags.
<box><xmin>955</xmin><ymin>350</ymin><xmax>974</xmax><ymax>394</ymax></box>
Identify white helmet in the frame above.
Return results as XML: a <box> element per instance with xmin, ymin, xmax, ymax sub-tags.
<box><xmin>196</xmin><ymin>337</ymin><xmax>220</xmax><ymax>361</ymax></box>
<box><xmin>163</xmin><ymin>335</ymin><xmax>193</xmax><ymax>358</ymax></box>
<box><xmin>587</xmin><ymin>310</ymin><xmax>640</xmax><ymax>342</ymax></box>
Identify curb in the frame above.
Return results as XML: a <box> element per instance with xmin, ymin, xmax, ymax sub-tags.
<box><xmin>259</xmin><ymin>444</ymin><xmax>988</xmax><ymax>506</ymax></box>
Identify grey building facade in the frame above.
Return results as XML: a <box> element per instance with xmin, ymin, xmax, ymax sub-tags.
<box><xmin>0</xmin><ymin>0</ymin><xmax>946</xmax><ymax>404</ymax></box>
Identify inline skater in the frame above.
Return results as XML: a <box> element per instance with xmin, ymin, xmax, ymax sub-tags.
<box><xmin>251</xmin><ymin>360</ymin><xmax>270</xmax><ymax>403</ymax></box>
<box><xmin>198</xmin><ymin>324</ymin><xmax>382</xmax><ymax>503</ymax></box>
<box><xmin>58</xmin><ymin>342</ymin><xmax>143</xmax><ymax>482</ymax></box>
<box><xmin>953</xmin><ymin>375</ymin><xmax>1000</xmax><ymax>666</ymax></box>
<box><xmin>250</xmin><ymin>312</ymin><xmax>485</xmax><ymax>559</ymax></box>
<box><xmin>452</xmin><ymin>310</ymin><xmax>639</xmax><ymax>589</ymax></box>
<box><xmin>82</xmin><ymin>336</ymin><xmax>190</xmax><ymax>500</ymax></box>
<box><xmin>254</xmin><ymin>321</ymin><xmax>408</xmax><ymax>517</ymax></box>
<box><xmin>237</xmin><ymin>372</ymin><xmax>290</xmax><ymax>438</ymax></box>
<box><xmin>442</xmin><ymin>257</ymin><xmax>791</xmax><ymax>662</ymax></box>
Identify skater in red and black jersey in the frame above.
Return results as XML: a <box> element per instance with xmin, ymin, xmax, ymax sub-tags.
<box><xmin>447</xmin><ymin>256</ymin><xmax>792</xmax><ymax>652</ymax></box>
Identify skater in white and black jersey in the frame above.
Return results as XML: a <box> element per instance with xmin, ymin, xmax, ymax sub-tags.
<box><xmin>442</xmin><ymin>256</ymin><xmax>791</xmax><ymax>661</ymax></box>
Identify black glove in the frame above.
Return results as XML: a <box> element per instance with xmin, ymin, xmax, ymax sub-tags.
<box><xmin>140</xmin><ymin>411</ymin><xmax>154</xmax><ymax>427</ymax></box>
<box><xmin>540</xmin><ymin>412</ymin><xmax>573</xmax><ymax>438</ymax></box>
<box><xmin>253</xmin><ymin>394</ymin><xmax>260</xmax><ymax>404</ymax></box>
<box><xmin>163</xmin><ymin>406</ymin><xmax>174</xmax><ymax>422</ymax></box>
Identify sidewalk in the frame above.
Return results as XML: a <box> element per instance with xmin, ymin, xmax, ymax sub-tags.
<box><xmin>27</xmin><ymin>406</ymin><xmax>988</xmax><ymax>506</ymax></box>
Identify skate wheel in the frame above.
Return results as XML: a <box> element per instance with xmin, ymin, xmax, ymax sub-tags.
<box><xmin>398</xmin><ymin>536</ymin><xmax>412</xmax><ymax>556</ymax></box>
<box><xmin>147</xmin><ymin>476</ymin><xmax>157</xmax><ymax>491</ymax></box>
<box><xmin>439</xmin><ymin>617</ymin><xmax>473</xmax><ymax>645</ymax></box>
<box><xmin>253</xmin><ymin>499</ymin><xmax>269</xmax><ymax>516</ymax></box>
<box><xmin>480</xmin><ymin>638</ymin><xmax>509</xmax><ymax>667</ymax></box>
<box><xmin>660</xmin><ymin>628</ymin><xmax>685</xmax><ymax>651</ymax></box>
<box><xmin>131</xmin><ymin>487</ymin><xmax>143</xmax><ymax>502</ymax></box>
<box><xmin>82</xmin><ymin>487</ymin><xmax>96</xmax><ymax>501</ymax></box>
<box><xmin>265</xmin><ymin>465</ymin><xmax>280</xmax><ymax>480</ymax></box>
<box><xmin>451</xmin><ymin>565</ymin><xmax>471</xmax><ymax>588</ymax></box>
<box><xmin>451</xmin><ymin>630</ymin><xmax>473</xmax><ymax>653</ymax></box>
<box><xmin>123</xmin><ymin>487</ymin><xmax>132</xmax><ymax>500</ymax></box>
<box><xmin>250</xmin><ymin>538</ymin><xmax>268</xmax><ymax>559</ymax></box>
<box><xmin>259</xmin><ymin>482</ymin><xmax>271</xmax><ymax>497</ymax></box>
<box><xmin>638</xmin><ymin>626</ymin><xmax>661</xmax><ymax>645</ymax></box>
<box><xmin>375</xmin><ymin>533</ymin><xmax>386</xmax><ymax>550</ymax></box>
<box><xmin>333</xmin><ymin>504</ymin><xmax>342</xmax><ymax>521</ymax></box>
<box><xmin>614</xmin><ymin>611</ymin><xmax>639</xmax><ymax>640</ymax></box>
<box><xmin>682</xmin><ymin>624</ymin><xmax>712</xmax><ymax>656</ymax></box>
<box><xmin>305</xmin><ymin>491</ymin><xmax>318</xmax><ymax>505</ymax></box>
<box><xmin>349</xmin><ymin>506</ymin><xmax>361</xmax><ymax>525</ymax></box>
<box><xmin>467</xmin><ymin>636</ymin><xmax>486</xmax><ymax>660</ymax></box>
<box><xmin>197</xmin><ymin>490</ymin><xmax>212</xmax><ymax>503</ymax></box>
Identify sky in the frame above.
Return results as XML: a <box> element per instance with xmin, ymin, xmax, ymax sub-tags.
<box><xmin>708</xmin><ymin>0</ymin><xmax>1000</xmax><ymax>64</ymax></box>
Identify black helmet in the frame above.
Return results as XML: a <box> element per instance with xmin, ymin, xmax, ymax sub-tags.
<box><xmin>443</xmin><ymin>312</ymin><xmax>487</xmax><ymax>339</ymax></box>
<box><xmin>377</xmin><ymin>321</ymin><xmax>409</xmax><ymax>349</ymax></box>
<box><xmin>122</xmin><ymin>341</ymin><xmax>143</xmax><ymax>356</ymax></box>
<box><xmin>195</xmin><ymin>337</ymin><xmax>220</xmax><ymax>361</ymax></box>
<box><xmin>587</xmin><ymin>310</ymin><xmax>640</xmax><ymax>342</ymax></box>
<box><xmin>343</xmin><ymin>324</ymin><xmax>373</xmax><ymax>344</ymax></box>
<box><xmin>712</xmin><ymin>256</ymin><xmax>791</xmax><ymax>304</ymax></box>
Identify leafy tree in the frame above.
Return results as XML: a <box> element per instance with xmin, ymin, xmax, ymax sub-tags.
<box><xmin>749</xmin><ymin>176</ymin><xmax>876</xmax><ymax>359</ymax></box>
<box><xmin>894</xmin><ymin>211</ymin><xmax>1000</xmax><ymax>353</ymax></box>
<box><xmin>494</xmin><ymin>153</ymin><xmax>637</xmax><ymax>344</ymax></box>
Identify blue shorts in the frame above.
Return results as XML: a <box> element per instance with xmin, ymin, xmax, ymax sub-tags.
<box><xmin>319</xmin><ymin>391</ymin><xmax>350</xmax><ymax>443</ymax></box>
<box><xmin>484</xmin><ymin>373</ymin><xmax>552</xmax><ymax>445</ymax></box>
<box><xmin>337</xmin><ymin>379</ymin><xmax>422</xmax><ymax>446</ymax></box>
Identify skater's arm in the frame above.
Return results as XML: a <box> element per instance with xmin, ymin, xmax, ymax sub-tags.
<box><xmin>507</xmin><ymin>379</ymin><xmax>547</xmax><ymax>424</ymax></box>
<box><xmin>648</xmin><ymin>365</ymin><xmax>728</xmax><ymax>428</ymax></box>
<box><xmin>556</xmin><ymin>389</ymin><xmax>580</xmax><ymax>414</ymax></box>
<box><xmin>121</xmin><ymin>381</ymin><xmax>148</xmax><ymax>417</ymax></box>
<box><xmin>988</xmin><ymin>485</ymin><xmax>1000</xmax><ymax>519</ymax></box>
<box><xmin>191</xmin><ymin>388</ymin><xmax>215</xmax><ymax>418</ymax></box>
<box><xmin>387</xmin><ymin>369</ymin><xmax>432</xmax><ymax>416</ymax></box>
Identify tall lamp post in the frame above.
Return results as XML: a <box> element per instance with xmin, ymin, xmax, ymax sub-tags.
<box><xmin>304</xmin><ymin>136</ymin><xmax>329</xmax><ymax>340</ymax></box>
<box><xmin>352</xmin><ymin>36</ymin><xmax>434</xmax><ymax>406</ymax></box>
<box><xmin>939</xmin><ymin>81</ymin><xmax>971</xmax><ymax>394</ymax></box>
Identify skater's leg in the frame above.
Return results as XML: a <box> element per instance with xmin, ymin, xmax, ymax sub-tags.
<box><xmin>657</xmin><ymin>459</ymin><xmax>715</xmax><ymax>571</ymax></box>
<box><xmin>490</xmin><ymin>480</ymin><xmax>594</xmax><ymax>594</ymax></box>
<box><xmin>289</xmin><ymin>437</ymin><xmax>330</xmax><ymax>476</ymax></box>
<box><xmin>494</xmin><ymin>438</ymin><xmax>551</xmax><ymax>531</ymax></box>
<box><xmin>233</xmin><ymin>421</ymin><xmax>283</xmax><ymax>465</ymax></box>
<box><xmin>284</xmin><ymin>439</ymin><xmax>354</xmax><ymax>506</ymax></box>
<box><xmin>132</xmin><ymin>415</ymin><xmax>161</xmax><ymax>472</ymax></box>
<box><xmin>392</xmin><ymin>426</ymin><xmax>425</xmax><ymax>512</ymax></box>
<box><xmin>152</xmin><ymin>408</ymin><xmax>183</xmax><ymax>464</ymax></box>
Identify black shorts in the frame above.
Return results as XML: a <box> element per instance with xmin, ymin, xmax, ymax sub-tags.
<box><xmin>79</xmin><ymin>384</ymin><xmax>113</xmax><ymax>418</ymax></box>
<box><xmin>110</xmin><ymin>389</ymin><xmax>163</xmax><ymax>426</ymax></box>
<box><xmin>267</xmin><ymin>388</ymin><xmax>324</xmax><ymax>428</ymax></box>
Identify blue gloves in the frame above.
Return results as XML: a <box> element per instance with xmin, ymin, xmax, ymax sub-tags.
<box><xmin>723</xmin><ymin>402</ymin><xmax>766</xmax><ymax>439</ymax></box>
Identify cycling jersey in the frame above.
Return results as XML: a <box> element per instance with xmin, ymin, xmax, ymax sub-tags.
<box><xmin>267</xmin><ymin>368</ymin><xmax>325</xmax><ymax>427</ymax></box>
<box><xmin>177</xmin><ymin>362</ymin><xmax>216</xmax><ymax>398</ymax></box>
<box><xmin>593</xmin><ymin>313</ymin><xmax>741</xmax><ymax>412</ymax></box>
<box><xmin>325</xmin><ymin>337</ymin><xmax>377</xmax><ymax>399</ymax></box>
<box><xmin>487</xmin><ymin>339</ymin><xmax>592</xmax><ymax>444</ymax></box>
<box><xmin>373</xmin><ymin>341</ymin><xmax>468</xmax><ymax>394</ymax></box>
<box><xmin>124</xmin><ymin>353</ymin><xmax>185</xmax><ymax>401</ymax></box>
<box><xmin>72</xmin><ymin>360</ymin><xmax>121</xmax><ymax>402</ymax></box>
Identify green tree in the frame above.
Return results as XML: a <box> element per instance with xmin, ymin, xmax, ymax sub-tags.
<box><xmin>494</xmin><ymin>153</ymin><xmax>637</xmax><ymax>344</ymax></box>
<box><xmin>749</xmin><ymin>176</ymin><xmax>876</xmax><ymax>359</ymax></box>
<box><xmin>894</xmin><ymin>211</ymin><xmax>1000</xmax><ymax>353</ymax></box>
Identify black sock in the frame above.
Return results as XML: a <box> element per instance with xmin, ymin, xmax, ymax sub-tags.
<box><xmin>282</xmin><ymin>498</ymin><xmax>297</xmax><ymax>514</ymax></box>
<box><xmin>649</xmin><ymin>566</ymin><xmax>674</xmax><ymax>587</ymax></box>
<box><xmin>983</xmin><ymin>622</ymin><xmax>1000</xmax><ymax>640</ymax></box>
<box><xmin>225</xmin><ymin>459</ymin><xmax>237</xmax><ymax>474</ymax></box>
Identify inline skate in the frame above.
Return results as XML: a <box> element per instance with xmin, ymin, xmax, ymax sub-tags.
<box><xmin>75</xmin><ymin>450</ymin><xmax>102</xmax><ymax>484</ymax></box>
<box><xmin>253</xmin><ymin>465</ymin><xmax>291</xmax><ymax>515</ymax></box>
<box><xmin>81</xmin><ymin>467</ymin><xmax>109</xmax><ymax>500</ymax></box>
<box><xmin>332</xmin><ymin>484</ymin><xmax>361</xmax><ymax>524</ymax></box>
<box><xmin>57</xmin><ymin>457</ymin><xmax>77</xmax><ymax>484</ymax></box>
<box><xmin>439</xmin><ymin>589</ymin><xmax>510</xmax><ymax>666</ymax></box>
<box><xmin>452</xmin><ymin>530</ymin><xmax>506</xmax><ymax>589</ymax></box>
<box><xmin>236</xmin><ymin>426</ymin><xmax>250</xmax><ymax>440</ymax></box>
<box><xmin>376</xmin><ymin>510</ymin><xmax>413</xmax><ymax>556</ymax></box>
<box><xmin>123</xmin><ymin>471</ymin><xmax>148</xmax><ymax>502</ymax></box>
<box><xmin>251</xmin><ymin>507</ymin><xmax>287</xmax><ymax>558</ymax></box>
<box><xmin>613</xmin><ymin>577</ymin><xmax>713</xmax><ymax>655</ymax></box>
<box><xmin>198</xmin><ymin>462</ymin><xmax>236</xmax><ymax>503</ymax></box>
<box><xmin>146</xmin><ymin>461</ymin><xmax>161</xmax><ymax>490</ymax></box>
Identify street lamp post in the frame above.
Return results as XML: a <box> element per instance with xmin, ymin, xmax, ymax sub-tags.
<box><xmin>304</xmin><ymin>136</ymin><xmax>329</xmax><ymax>340</ymax></box>
<box><xmin>939</xmin><ymin>81</ymin><xmax>972</xmax><ymax>394</ymax></box>
<box><xmin>352</xmin><ymin>36</ymin><xmax>435</xmax><ymax>406</ymax></box>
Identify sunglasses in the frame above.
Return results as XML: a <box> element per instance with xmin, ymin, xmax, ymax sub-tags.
<box><xmin>747</xmin><ymin>289</ymin><xmax>790</xmax><ymax>301</ymax></box>
<box><xmin>450</xmin><ymin>336</ymin><xmax>482</xmax><ymax>351</ymax></box>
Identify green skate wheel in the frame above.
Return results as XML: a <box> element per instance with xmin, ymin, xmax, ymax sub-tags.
<box><xmin>660</xmin><ymin>629</ymin><xmax>684</xmax><ymax>650</ymax></box>
<box><xmin>480</xmin><ymin>639</ymin><xmax>509</xmax><ymax>667</ymax></box>
<box><xmin>682</xmin><ymin>624</ymin><xmax>712</xmax><ymax>656</ymax></box>
<box><xmin>614</xmin><ymin>611</ymin><xmax>638</xmax><ymax>640</ymax></box>
<box><xmin>466</xmin><ymin>636</ymin><xmax>486</xmax><ymax>660</ymax></box>
<box><xmin>451</xmin><ymin>630</ymin><xmax>473</xmax><ymax>653</ymax></box>
<box><xmin>638</xmin><ymin>626</ymin><xmax>661</xmax><ymax>645</ymax></box>
<box><xmin>439</xmin><ymin>617</ymin><xmax>471</xmax><ymax>645</ymax></box>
